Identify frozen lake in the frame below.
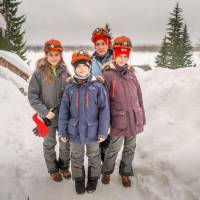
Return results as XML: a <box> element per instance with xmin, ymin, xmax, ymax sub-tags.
<box><xmin>27</xmin><ymin>51</ymin><xmax>200</xmax><ymax>74</ymax></box>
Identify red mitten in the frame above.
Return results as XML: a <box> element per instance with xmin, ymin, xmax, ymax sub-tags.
<box><xmin>32</xmin><ymin>113</ymin><xmax>48</xmax><ymax>137</ymax></box>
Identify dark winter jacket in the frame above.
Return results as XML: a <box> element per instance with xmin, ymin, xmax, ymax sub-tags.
<box><xmin>92</xmin><ymin>49</ymin><xmax>113</xmax><ymax>76</ymax></box>
<box><xmin>58</xmin><ymin>75</ymin><xmax>110</xmax><ymax>145</ymax></box>
<box><xmin>102</xmin><ymin>61</ymin><xmax>146</xmax><ymax>136</ymax></box>
<box><xmin>28</xmin><ymin>58</ymin><xmax>71</xmax><ymax>127</ymax></box>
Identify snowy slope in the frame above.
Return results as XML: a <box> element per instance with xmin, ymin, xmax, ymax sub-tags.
<box><xmin>0</xmin><ymin>65</ymin><xmax>200</xmax><ymax>200</ymax></box>
<box><xmin>0</xmin><ymin>77</ymin><xmax>41</xmax><ymax>200</ymax></box>
<box><xmin>135</xmin><ymin>67</ymin><xmax>200</xmax><ymax>200</ymax></box>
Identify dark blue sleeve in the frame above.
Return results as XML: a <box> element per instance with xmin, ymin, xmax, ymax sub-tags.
<box><xmin>58</xmin><ymin>86</ymin><xmax>70</xmax><ymax>137</ymax></box>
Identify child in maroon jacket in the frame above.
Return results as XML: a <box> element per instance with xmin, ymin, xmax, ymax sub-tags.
<box><xmin>101</xmin><ymin>36</ymin><xmax>146</xmax><ymax>187</ymax></box>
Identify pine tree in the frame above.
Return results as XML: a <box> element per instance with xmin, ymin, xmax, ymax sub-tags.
<box><xmin>0</xmin><ymin>0</ymin><xmax>27</xmax><ymax>60</ymax></box>
<box><xmin>181</xmin><ymin>24</ymin><xmax>193</xmax><ymax>67</ymax></box>
<box><xmin>156</xmin><ymin>3</ymin><xmax>193</xmax><ymax>69</ymax></box>
<box><xmin>155</xmin><ymin>35</ymin><xmax>169</xmax><ymax>67</ymax></box>
<box><xmin>167</xmin><ymin>2</ymin><xmax>184</xmax><ymax>69</ymax></box>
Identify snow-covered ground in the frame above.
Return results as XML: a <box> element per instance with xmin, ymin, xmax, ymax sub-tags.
<box><xmin>0</xmin><ymin>52</ymin><xmax>200</xmax><ymax>200</ymax></box>
<box><xmin>135</xmin><ymin>67</ymin><xmax>200</xmax><ymax>200</ymax></box>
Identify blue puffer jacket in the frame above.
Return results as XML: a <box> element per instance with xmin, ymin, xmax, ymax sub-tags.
<box><xmin>92</xmin><ymin>49</ymin><xmax>113</xmax><ymax>76</ymax></box>
<box><xmin>58</xmin><ymin>75</ymin><xmax>110</xmax><ymax>145</ymax></box>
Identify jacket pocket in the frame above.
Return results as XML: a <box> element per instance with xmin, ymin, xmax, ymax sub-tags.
<box><xmin>111</xmin><ymin>110</ymin><xmax>128</xmax><ymax>130</ymax></box>
<box><xmin>87</xmin><ymin>121</ymin><xmax>98</xmax><ymax>140</ymax></box>
<box><xmin>68</xmin><ymin>118</ymin><xmax>79</xmax><ymax>138</ymax></box>
<box><xmin>133</xmin><ymin>108</ymin><xmax>143</xmax><ymax>126</ymax></box>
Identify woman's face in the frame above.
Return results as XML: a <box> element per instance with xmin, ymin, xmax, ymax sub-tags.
<box><xmin>115</xmin><ymin>54</ymin><xmax>129</xmax><ymax>66</ymax></box>
<box><xmin>46</xmin><ymin>51</ymin><xmax>62</xmax><ymax>65</ymax></box>
<box><xmin>75</xmin><ymin>64</ymin><xmax>90</xmax><ymax>77</ymax></box>
<box><xmin>95</xmin><ymin>39</ymin><xmax>108</xmax><ymax>56</ymax></box>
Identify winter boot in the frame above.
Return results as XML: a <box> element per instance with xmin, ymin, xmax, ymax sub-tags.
<box><xmin>121</xmin><ymin>176</ymin><xmax>131</xmax><ymax>187</ymax></box>
<box><xmin>57</xmin><ymin>158</ymin><xmax>71</xmax><ymax>179</ymax></box>
<box><xmin>86</xmin><ymin>179</ymin><xmax>98</xmax><ymax>193</ymax></box>
<box><xmin>101</xmin><ymin>175</ymin><xmax>110</xmax><ymax>184</ymax></box>
<box><xmin>60</xmin><ymin>169</ymin><xmax>71</xmax><ymax>179</ymax></box>
<box><xmin>50</xmin><ymin>171</ymin><xmax>63</xmax><ymax>182</ymax></box>
<box><xmin>75</xmin><ymin>180</ymin><xmax>85</xmax><ymax>194</ymax></box>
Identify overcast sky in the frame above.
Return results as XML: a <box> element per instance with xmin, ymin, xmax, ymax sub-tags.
<box><xmin>19</xmin><ymin>0</ymin><xmax>200</xmax><ymax>46</ymax></box>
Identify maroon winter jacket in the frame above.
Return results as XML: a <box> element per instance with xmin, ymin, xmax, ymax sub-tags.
<box><xmin>102</xmin><ymin>61</ymin><xmax>146</xmax><ymax>137</ymax></box>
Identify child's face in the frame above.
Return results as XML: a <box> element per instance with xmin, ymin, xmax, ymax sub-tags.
<box><xmin>115</xmin><ymin>54</ymin><xmax>129</xmax><ymax>66</ymax></box>
<box><xmin>95</xmin><ymin>40</ymin><xmax>108</xmax><ymax>56</ymax></box>
<box><xmin>75</xmin><ymin>64</ymin><xmax>90</xmax><ymax>77</ymax></box>
<box><xmin>46</xmin><ymin>51</ymin><xmax>62</xmax><ymax>66</ymax></box>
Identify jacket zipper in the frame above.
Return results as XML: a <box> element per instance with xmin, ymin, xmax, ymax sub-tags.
<box><xmin>75</xmin><ymin>90</ymin><xmax>79</xmax><ymax>111</ymax></box>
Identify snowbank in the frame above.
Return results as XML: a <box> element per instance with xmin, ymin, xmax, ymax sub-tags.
<box><xmin>135</xmin><ymin>67</ymin><xmax>200</xmax><ymax>200</ymax></box>
<box><xmin>0</xmin><ymin>66</ymin><xmax>28</xmax><ymax>93</ymax></box>
<box><xmin>0</xmin><ymin>77</ymin><xmax>41</xmax><ymax>199</ymax></box>
<box><xmin>0</xmin><ymin>66</ymin><xmax>200</xmax><ymax>200</ymax></box>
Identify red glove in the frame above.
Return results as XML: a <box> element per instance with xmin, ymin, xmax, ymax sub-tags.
<box><xmin>32</xmin><ymin>113</ymin><xmax>48</xmax><ymax>137</ymax></box>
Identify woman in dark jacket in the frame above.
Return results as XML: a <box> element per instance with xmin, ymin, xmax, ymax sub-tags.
<box><xmin>91</xmin><ymin>26</ymin><xmax>113</xmax><ymax>161</ymax></box>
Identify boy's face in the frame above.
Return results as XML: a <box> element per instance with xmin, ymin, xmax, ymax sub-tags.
<box><xmin>115</xmin><ymin>54</ymin><xmax>129</xmax><ymax>66</ymax></box>
<box><xmin>95</xmin><ymin>39</ymin><xmax>108</xmax><ymax>56</ymax></box>
<box><xmin>46</xmin><ymin>51</ymin><xmax>61</xmax><ymax>66</ymax></box>
<box><xmin>75</xmin><ymin>64</ymin><xmax>90</xmax><ymax>77</ymax></box>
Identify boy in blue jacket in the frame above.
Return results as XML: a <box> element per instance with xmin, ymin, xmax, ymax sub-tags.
<box><xmin>58</xmin><ymin>50</ymin><xmax>110</xmax><ymax>194</ymax></box>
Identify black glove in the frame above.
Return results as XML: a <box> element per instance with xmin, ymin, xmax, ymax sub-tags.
<box><xmin>32</xmin><ymin>127</ymin><xmax>41</xmax><ymax>137</ymax></box>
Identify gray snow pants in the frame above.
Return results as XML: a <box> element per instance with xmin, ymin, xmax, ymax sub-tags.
<box><xmin>70</xmin><ymin>142</ymin><xmax>101</xmax><ymax>181</ymax></box>
<box><xmin>102</xmin><ymin>136</ymin><xmax>136</xmax><ymax>176</ymax></box>
<box><xmin>43</xmin><ymin>127</ymin><xmax>70</xmax><ymax>173</ymax></box>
